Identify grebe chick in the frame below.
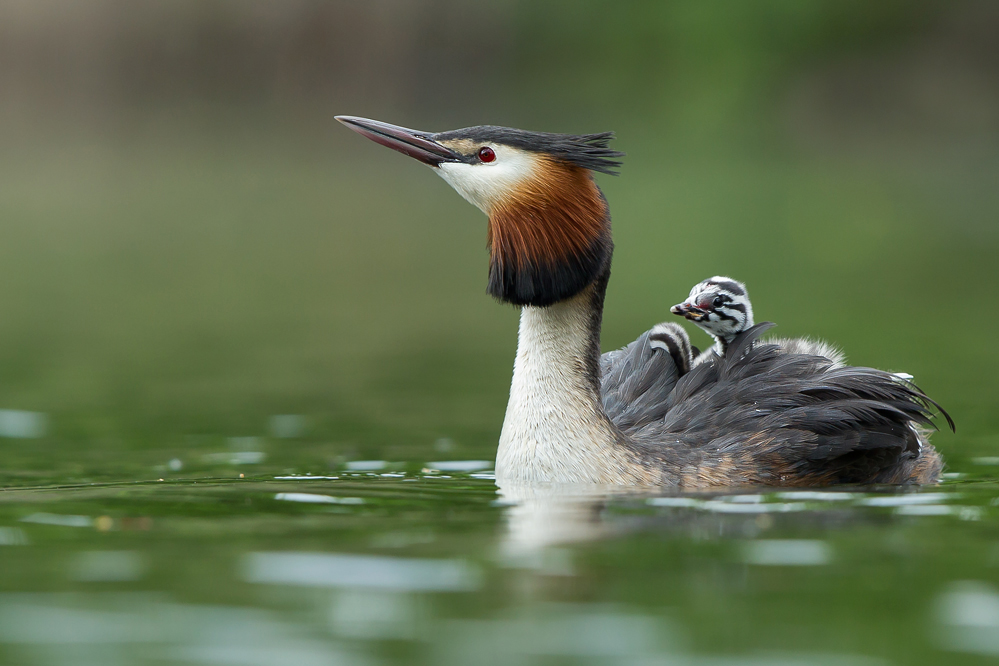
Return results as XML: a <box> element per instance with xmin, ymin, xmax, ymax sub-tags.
<box><xmin>599</xmin><ymin>322</ymin><xmax>695</xmax><ymax>432</ymax></box>
<box><xmin>337</xmin><ymin>116</ymin><xmax>949</xmax><ymax>488</ymax></box>
<box><xmin>671</xmin><ymin>276</ymin><xmax>845</xmax><ymax>367</ymax></box>
<box><xmin>670</xmin><ymin>276</ymin><xmax>753</xmax><ymax>363</ymax></box>
<box><xmin>648</xmin><ymin>322</ymin><xmax>695</xmax><ymax>376</ymax></box>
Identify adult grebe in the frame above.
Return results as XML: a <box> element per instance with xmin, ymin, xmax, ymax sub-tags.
<box><xmin>336</xmin><ymin>116</ymin><xmax>950</xmax><ymax>488</ymax></box>
<box><xmin>672</xmin><ymin>276</ymin><xmax>846</xmax><ymax>367</ymax></box>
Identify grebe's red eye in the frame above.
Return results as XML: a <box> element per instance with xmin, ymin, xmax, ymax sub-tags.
<box><xmin>478</xmin><ymin>146</ymin><xmax>496</xmax><ymax>163</ymax></box>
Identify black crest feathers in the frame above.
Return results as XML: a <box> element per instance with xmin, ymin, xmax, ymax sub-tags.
<box><xmin>433</xmin><ymin>126</ymin><xmax>625</xmax><ymax>175</ymax></box>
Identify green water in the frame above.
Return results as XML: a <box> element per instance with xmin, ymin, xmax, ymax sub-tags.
<box><xmin>1</xmin><ymin>472</ymin><xmax>998</xmax><ymax>665</ymax></box>
<box><xmin>0</xmin><ymin>126</ymin><xmax>996</xmax><ymax>664</ymax></box>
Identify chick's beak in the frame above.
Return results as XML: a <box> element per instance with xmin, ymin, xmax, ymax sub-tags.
<box><xmin>336</xmin><ymin>116</ymin><xmax>462</xmax><ymax>167</ymax></box>
<box><xmin>671</xmin><ymin>302</ymin><xmax>706</xmax><ymax>321</ymax></box>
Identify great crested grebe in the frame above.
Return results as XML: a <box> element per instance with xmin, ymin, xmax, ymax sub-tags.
<box><xmin>672</xmin><ymin>276</ymin><xmax>846</xmax><ymax>367</ymax></box>
<box><xmin>336</xmin><ymin>116</ymin><xmax>950</xmax><ymax>488</ymax></box>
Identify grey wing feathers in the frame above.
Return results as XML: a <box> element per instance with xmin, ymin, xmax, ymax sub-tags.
<box><xmin>630</xmin><ymin>323</ymin><xmax>951</xmax><ymax>484</ymax></box>
<box><xmin>601</xmin><ymin>323</ymin><xmax>685</xmax><ymax>432</ymax></box>
<box><xmin>602</xmin><ymin>322</ymin><xmax>951</xmax><ymax>486</ymax></box>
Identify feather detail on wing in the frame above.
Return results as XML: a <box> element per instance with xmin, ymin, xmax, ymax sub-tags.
<box><xmin>604</xmin><ymin>323</ymin><xmax>952</xmax><ymax>486</ymax></box>
<box><xmin>601</xmin><ymin>325</ymin><xmax>684</xmax><ymax>431</ymax></box>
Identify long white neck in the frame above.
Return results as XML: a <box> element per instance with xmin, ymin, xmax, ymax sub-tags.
<box><xmin>494</xmin><ymin>287</ymin><xmax>639</xmax><ymax>484</ymax></box>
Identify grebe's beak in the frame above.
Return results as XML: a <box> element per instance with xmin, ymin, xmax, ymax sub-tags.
<box><xmin>671</xmin><ymin>302</ymin><xmax>707</xmax><ymax>322</ymax></box>
<box><xmin>336</xmin><ymin>116</ymin><xmax>462</xmax><ymax>167</ymax></box>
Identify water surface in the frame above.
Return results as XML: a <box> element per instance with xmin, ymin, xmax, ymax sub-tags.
<box><xmin>2</xmin><ymin>463</ymin><xmax>998</xmax><ymax>665</ymax></box>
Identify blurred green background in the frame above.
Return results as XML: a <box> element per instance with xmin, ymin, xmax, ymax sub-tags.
<box><xmin>0</xmin><ymin>0</ymin><xmax>996</xmax><ymax>483</ymax></box>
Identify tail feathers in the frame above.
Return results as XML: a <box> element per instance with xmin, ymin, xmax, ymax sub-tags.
<box><xmin>889</xmin><ymin>375</ymin><xmax>956</xmax><ymax>432</ymax></box>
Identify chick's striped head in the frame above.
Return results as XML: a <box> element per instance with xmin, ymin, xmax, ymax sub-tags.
<box><xmin>670</xmin><ymin>277</ymin><xmax>754</xmax><ymax>344</ymax></box>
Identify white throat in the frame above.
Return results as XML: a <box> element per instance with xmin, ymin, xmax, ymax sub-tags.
<box><xmin>494</xmin><ymin>289</ymin><xmax>637</xmax><ymax>484</ymax></box>
<box><xmin>435</xmin><ymin>145</ymin><xmax>539</xmax><ymax>214</ymax></box>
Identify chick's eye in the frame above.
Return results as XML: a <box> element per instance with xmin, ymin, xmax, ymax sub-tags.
<box><xmin>478</xmin><ymin>146</ymin><xmax>496</xmax><ymax>163</ymax></box>
<box><xmin>712</xmin><ymin>296</ymin><xmax>725</xmax><ymax>308</ymax></box>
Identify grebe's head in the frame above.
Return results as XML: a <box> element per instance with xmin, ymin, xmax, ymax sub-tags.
<box><xmin>336</xmin><ymin>116</ymin><xmax>624</xmax><ymax>307</ymax></box>
<box><xmin>670</xmin><ymin>277</ymin><xmax>753</xmax><ymax>344</ymax></box>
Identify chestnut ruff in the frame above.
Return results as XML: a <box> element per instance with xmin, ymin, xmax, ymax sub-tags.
<box><xmin>487</xmin><ymin>160</ymin><xmax>613</xmax><ymax>307</ymax></box>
